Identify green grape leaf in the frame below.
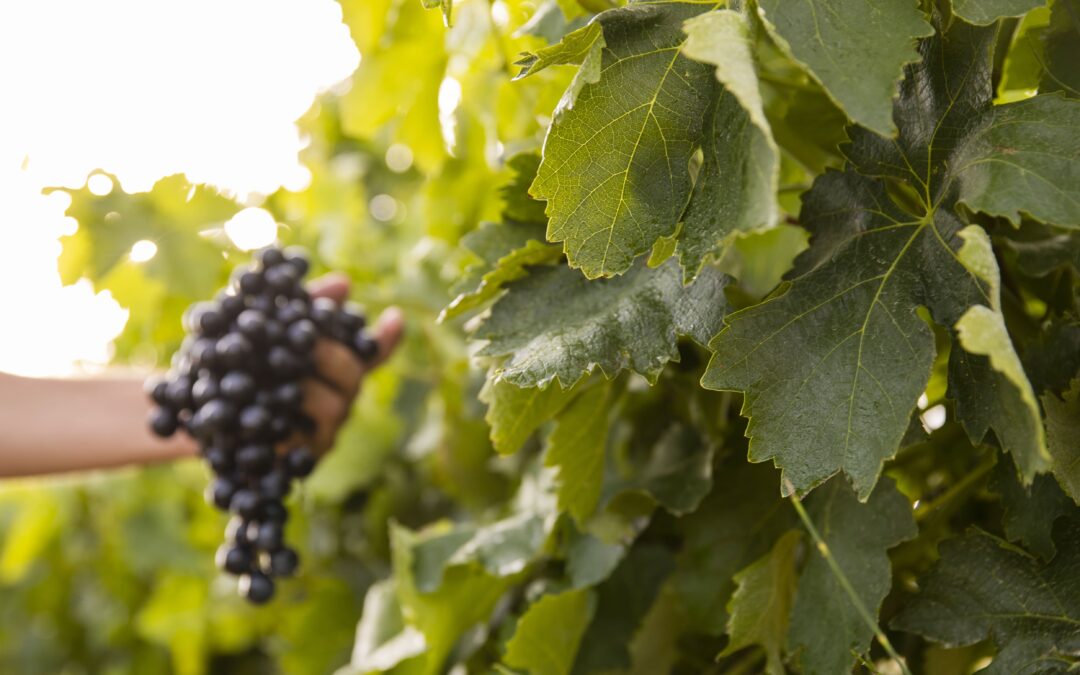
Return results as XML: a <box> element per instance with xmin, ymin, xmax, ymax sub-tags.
<box><xmin>672</xmin><ymin>461</ymin><xmax>796</xmax><ymax>635</ymax></box>
<box><xmin>1044</xmin><ymin>0</ymin><xmax>1080</xmax><ymax>96</ymax></box>
<box><xmin>1045</xmin><ymin>378</ymin><xmax>1080</xmax><ymax>504</ymax></box>
<box><xmin>997</xmin><ymin>7</ymin><xmax>1051</xmax><ymax>98</ymax></box>
<box><xmin>530</xmin><ymin>2</ymin><xmax>715</xmax><ymax>278</ymax></box>
<box><xmin>719</xmin><ymin>530</ymin><xmax>801</xmax><ymax>675</ymax></box>
<box><xmin>950</xmin><ymin>227</ymin><xmax>1049</xmax><ymax>480</ymax></box>
<box><xmin>601</xmin><ymin>422</ymin><xmax>714</xmax><ymax>516</ymax></box>
<box><xmin>1000</xmin><ymin>226</ymin><xmax>1080</xmax><ymax>277</ymax></box>
<box><xmin>390</xmin><ymin>524</ymin><xmax>519</xmax><ymax>675</ymax></box>
<box><xmin>893</xmin><ymin>519</ymin><xmax>1080</xmax><ymax>674</ymax></box>
<box><xmin>345</xmin><ymin>580</ymin><xmax>426</xmax><ymax>674</ymax></box>
<box><xmin>566</xmin><ymin>528</ymin><xmax>627</xmax><ymax>589</ymax></box>
<box><xmin>58</xmin><ymin>173</ymin><xmax>238</xmax><ymax>298</ymax></box>
<box><xmin>952</xmin><ymin>94</ymin><xmax>1080</xmax><ymax>228</ymax></box>
<box><xmin>953</xmin><ymin>0</ymin><xmax>1045</xmax><ymax>24</ymax></box>
<box><xmin>476</xmin><ymin>258</ymin><xmax>729</xmax><ymax>387</ymax></box>
<box><xmin>756</xmin><ymin>0</ymin><xmax>932</xmax><ymax>136</ymax></box>
<box><xmin>991</xmin><ymin>462</ymin><xmax>1075</xmax><ymax>560</ymax></box>
<box><xmin>514</xmin><ymin>22</ymin><xmax>603</xmax><ymax>80</ymax></box>
<box><xmin>546</xmin><ymin>383</ymin><xmax>612</xmax><ymax>524</ymax></box>
<box><xmin>500</xmin><ymin>153</ymin><xmax>550</xmax><ymax>226</ymax></box>
<box><xmin>787</xmin><ymin>477</ymin><xmax>917</xmax><ymax>675</ymax></box>
<box><xmin>503</xmin><ymin>590</ymin><xmax>597</xmax><ymax>675</ymax></box>
<box><xmin>571</xmin><ymin>544</ymin><xmax>675</xmax><ymax>675</ymax></box>
<box><xmin>481</xmin><ymin>377</ymin><xmax>578</xmax><ymax>456</ymax></box>
<box><xmin>678</xmin><ymin>9</ymin><xmax>780</xmax><ymax>282</ymax></box>
<box><xmin>703</xmin><ymin>18</ymin><xmax>1056</xmax><ymax>497</ymax></box>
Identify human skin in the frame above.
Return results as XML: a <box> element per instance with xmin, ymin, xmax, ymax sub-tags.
<box><xmin>0</xmin><ymin>275</ymin><xmax>403</xmax><ymax>478</ymax></box>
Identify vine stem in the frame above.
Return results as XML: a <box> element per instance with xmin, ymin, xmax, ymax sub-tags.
<box><xmin>789</xmin><ymin>495</ymin><xmax>913</xmax><ymax>675</ymax></box>
<box><xmin>914</xmin><ymin>453</ymin><xmax>997</xmax><ymax>524</ymax></box>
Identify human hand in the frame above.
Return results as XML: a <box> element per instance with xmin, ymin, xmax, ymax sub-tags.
<box><xmin>297</xmin><ymin>274</ymin><xmax>404</xmax><ymax>455</ymax></box>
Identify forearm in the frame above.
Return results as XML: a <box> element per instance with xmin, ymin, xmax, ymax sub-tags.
<box><xmin>0</xmin><ymin>372</ymin><xmax>198</xmax><ymax>477</ymax></box>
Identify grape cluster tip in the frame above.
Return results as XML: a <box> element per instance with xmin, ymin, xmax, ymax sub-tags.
<box><xmin>145</xmin><ymin>245</ymin><xmax>378</xmax><ymax>604</ymax></box>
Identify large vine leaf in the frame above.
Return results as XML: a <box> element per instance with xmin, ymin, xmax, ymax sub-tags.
<box><xmin>893</xmin><ymin>519</ymin><xmax>1080</xmax><ymax>674</ymax></box>
<box><xmin>719</xmin><ymin>530</ymin><xmax>800</xmax><ymax>675</ymax></box>
<box><xmin>481</xmin><ymin>378</ymin><xmax>578</xmax><ymax>456</ymax></box>
<box><xmin>476</xmin><ymin>258</ymin><xmax>729</xmax><ymax>388</ymax></box>
<box><xmin>787</xmin><ymin>477</ymin><xmax>917</xmax><ymax>675</ymax></box>
<box><xmin>951</xmin><ymin>94</ymin><xmax>1080</xmax><ymax>228</ymax></box>
<box><xmin>503</xmin><ymin>589</ymin><xmax>597</xmax><ymax>675</ymax></box>
<box><xmin>528</xmin><ymin>2</ymin><xmax>716</xmax><ymax>278</ymax></box>
<box><xmin>703</xmin><ymin>17</ymin><xmax>1048</xmax><ymax>497</ymax></box>
<box><xmin>1045</xmin><ymin>378</ymin><xmax>1080</xmax><ymax>503</ymax></box>
<box><xmin>678</xmin><ymin>9</ymin><xmax>780</xmax><ymax>282</ymax></box>
<box><xmin>545</xmin><ymin>383</ymin><xmax>612</xmax><ymax>525</ymax></box>
<box><xmin>953</xmin><ymin>0</ymin><xmax>1045</xmax><ymax>24</ymax></box>
<box><xmin>756</xmin><ymin>0</ymin><xmax>932</xmax><ymax>136</ymax></box>
<box><xmin>991</xmin><ymin>462</ymin><xmax>1075</xmax><ymax>560</ymax></box>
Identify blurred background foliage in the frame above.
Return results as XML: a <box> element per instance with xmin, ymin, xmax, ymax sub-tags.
<box><xmin>0</xmin><ymin>0</ymin><xmax>575</xmax><ymax>672</ymax></box>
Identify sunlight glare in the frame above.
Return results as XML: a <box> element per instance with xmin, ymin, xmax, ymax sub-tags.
<box><xmin>130</xmin><ymin>240</ymin><xmax>158</xmax><ymax>263</ymax></box>
<box><xmin>225</xmin><ymin>208</ymin><xmax>278</xmax><ymax>250</ymax></box>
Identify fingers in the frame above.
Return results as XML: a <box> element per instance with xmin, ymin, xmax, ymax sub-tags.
<box><xmin>370</xmin><ymin>306</ymin><xmax>405</xmax><ymax>369</ymax></box>
<box><xmin>300</xmin><ymin>379</ymin><xmax>349</xmax><ymax>454</ymax></box>
<box><xmin>307</xmin><ymin>273</ymin><xmax>350</xmax><ymax>303</ymax></box>
<box><xmin>312</xmin><ymin>339</ymin><xmax>364</xmax><ymax>399</ymax></box>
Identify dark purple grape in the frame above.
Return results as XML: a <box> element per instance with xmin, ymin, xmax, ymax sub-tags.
<box><xmin>230</xmin><ymin>489</ymin><xmax>262</xmax><ymax>518</ymax></box>
<box><xmin>146</xmin><ymin>377</ymin><xmax>169</xmax><ymax>407</ymax></box>
<box><xmin>227</xmin><ymin>517</ymin><xmax>256</xmax><ymax>547</ymax></box>
<box><xmin>260</xmin><ymin>499</ymin><xmax>289</xmax><ymax>523</ymax></box>
<box><xmin>247</xmin><ymin>293</ymin><xmax>276</xmax><ymax>315</ymax></box>
<box><xmin>215</xmin><ymin>333</ymin><xmax>253</xmax><ymax>369</ymax></box>
<box><xmin>240</xmin><ymin>572</ymin><xmax>275</xmax><ymax>604</ymax></box>
<box><xmin>190</xmin><ymin>399</ymin><xmax>237</xmax><ymax>436</ymax></box>
<box><xmin>189</xmin><ymin>337</ymin><xmax>219</xmax><ymax>371</ymax></box>
<box><xmin>273</xmin><ymin>382</ymin><xmax>303</xmax><ymax>410</ymax></box>
<box><xmin>196</xmin><ymin>308</ymin><xmax>228</xmax><ymax>337</ymax></box>
<box><xmin>205</xmin><ymin>445</ymin><xmax>234</xmax><ymax>474</ymax></box>
<box><xmin>239</xmin><ymin>405</ymin><xmax>272</xmax><ymax>437</ymax></box>
<box><xmin>284</xmin><ymin>447</ymin><xmax>316</xmax><ymax>478</ymax></box>
<box><xmin>309</xmin><ymin>297</ymin><xmax>337</xmax><ymax>331</ymax></box>
<box><xmin>236</xmin><ymin>309</ymin><xmax>267</xmax><ymax>342</ymax></box>
<box><xmin>265</xmin><ymin>264</ymin><xmax>299</xmax><ymax>295</ymax></box>
<box><xmin>165</xmin><ymin>375</ymin><xmax>194</xmax><ymax>411</ymax></box>
<box><xmin>268</xmin><ymin>547</ymin><xmax>299</xmax><ymax>577</ymax></box>
<box><xmin>216</xmin><ymin>544</ymin><xmax>254</xmax><ymax>575</ymax></box>
<box><xmin>237</xmin><ymin>270</ymin><xmax>266</xmax><ymax>295</ymax></box>
<box><xmin>267</xmin><ymin>346</ymin><xmax>302</xmax><ymax>377</ymax></box>
<box><xmin>259</xmin><ymin>471</ymin><xmax>292</xmax><ymax>500</ymax></box>
<box><xmin>256</xmin><ymin>521</ymin><xmax>284</xmax><ymax>550</ymax></box>
<box><xmin>283</xmin><ymin>247</ymin><xmax>309</xmax><ymax>277</ymax></box>
<box><xmin>353</xmin><ymin>334</ymin><xmax>379</xmax><ymax>362</ymax></box>
<box><xmin>192</xmin><ymin>375</ymin><xmax>220</xmax><ymax>408</ymax></box>
<box><xmin>263</xmin><ymin>319</ymin><xmax>286</xmax><ymax>346</ymax></box>
<box><xmin>286</xmin><ymin>319</ymin><xmax>317</xmax><ymax>353</ymax></box>
<box><xmin>254</xmin><ymin>390</ymin><xmax>275</xmax><ymax>408</ymax></box>
<box><xmin>256</xmin><ymin>247</ymin><xmax>285</xmax><ymax>269</ymax></box>
<box><xmin>217</xmin><ymin>292</ymin><xmax>246</xmax><ymax>320</ymax></box>
<box><xmin>237</xmin><ymin>444</ymin><xmax>274</xmax><ymax>474</ymax></box>
<box><xmin>220</xmin><ymin>371</ymin><xmax>256</xmax><ymax>404</ymax></box>
<box><xmin>275</xmin><ymin>299</ymin><xmax>308</xmax><ymax>326</ymax></box>
<box><xmin>267</xmin><ymin>416</ymin><xmax>291</xmax><ymax>442</ymax></box>
<box><xmin>148</xmin><ymin>406</ymin><xmax>179</xmax><ymax>437</ymax></box>
<box><xmin>338</xmin><ymin>303</ymin><xmax>366</xmax><ymax>333</ymax></box>
<box><xmin>206</xmin><ymin>477</ymin><xmax>238</xmax><ymax>510</ymax></box>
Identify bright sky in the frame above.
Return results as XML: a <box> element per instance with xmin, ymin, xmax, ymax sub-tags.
<box><xmin>0</xmin><ymin>0</ymin><xmax>360</xmax><ymax>376</ymax></box>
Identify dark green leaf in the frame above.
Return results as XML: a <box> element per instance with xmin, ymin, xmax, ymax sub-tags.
<box><xmin>482</xmin><ymin>377</ymin><xmax>578</xmax><ymax>456</ymax></box>
<box><xmin>953</xmin><ymin>0</ymin><xmax>1045</xmax><ymax>24</ymax></box>
<box><xmin>787</xmin><ymin>477</ymin><xmax>917</xmax><ymax>675</ymax></box>
<box><xmin>991</xmin><ymin>461</ymin><xmax>1075</xmax><ymax>560</ymax></box>
<box><xmin>477</xmin><ymin>259</ymin><xmax>729</xmax><ymax>387</ymax></box>
<box><xmin>1045</xmin><ymin>378</ymin><xmax>1080</xmax><ymax>503</ymax></box>
<box><xmin>601</xmin><ymin>422</ymin><xmax>714</xmax><ymax>516</ymax></box>
<box><xmin>893</xmin><ymin>519</ymin><xmax>1080</xmax><ymax>674</ymax></box>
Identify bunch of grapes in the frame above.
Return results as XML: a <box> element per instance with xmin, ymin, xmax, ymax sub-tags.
<box><xmin>145</xmin><ymin>246</ymin><xmax>378</xmax><ymax>603</ymax></box>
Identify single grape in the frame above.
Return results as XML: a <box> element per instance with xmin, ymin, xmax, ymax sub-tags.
<box><xmin>273</xmin><ymin>382</ymin><xmax>303</xmax><ymax>410</ymax></box>
<box><xmin>192</xmin><ymin>375</ymin><xmax>220</xmax><ymax>408</ymax></box>
<box><xmin>148</xmin><ymin>406</ymin><xmax>179</xmax><ymax>438</ymax></box>
<box><xmin>238</xmin><ymin>405</ymin><xmax>272</xmax><ymax>438</ymax></box>
<box><xmin>189</xmin><ymin>337</ymin><xmax>219</xmax><ymax>371</ymax></box>
<box><xmin>216</xmin><ymin>333</ymin><xmax>254</xmax><ymax>370</ymax></box>
<box><xmin>165</xmin><ymin>375</ymin><xmax>195</xmax><ymax>411</ymax></box>
<box><xmin>216</xmin><ymin>544</ymin><xmax>254</xmax><ymax>575</ymax></box>
<box><xmin>284</xmin><ymin>447</ymin><xmax>316</xmax><ymax>478</ymax></box>
<box><xmin>196</xmin><ymin>307</ymin><xmax>228</xmax><ymax>337</ymax></box>
<box><xmin>237</xmin><ymin>444</ymin><xmax>274</xmax><ymax>475</ymax></box>
<box><xmin>236</xmin><ymin>309</ymin><xmax>267</xmax><ymax>343</ymax></box>
<box><xmin>286</xmin><ymin>319</ymin><xmax>317</xmax><ymax>353</ymax></box>
<box><xmin>256</xmin><ymin>521</ymin><xmax>284</xmax><ymax>550</ymax></box>
<box><xmin>267</xmin><ymin>346</ymin><xmax>302</xmax><ymax>377</ymax></box>
<box><xmin>220</xmin><ymin>371</ymin><xmax>256</xmax><ymax>404</ymax></box>
<box><xmin>260</xmin><ymin>498</ymin><xmax>289</xmax><ymax>523</ymax></box>
<box><xmin>268</xmin><ymin>547</ymin><xmax>299</xmax><ymax>577</ymax></box>
<box><xmin>217</xmin><ymin>292</ymin><xmax>246</xmax><ymax>320</ymax></box>
<box><xmin>338</xmin><ymin>304</ymin><xmax>366</xmax><ymax>333</ymax></box>
<box><xmin>226</xmin><ymin>516</ymin><xmax>256</xmax><ymax>547</ymax></box>
<box><xmin>206</xmin><ymin>477</ymin><xmax>238</xmax><ymax>510</ymax></box>
<box><xmin>263</xmin><ymin>318</ymin><xmax>286</xmax><ymax>346</ymax></box>
<box><xmin>265</xmin><ymin>265</ymin><xmax>299</xmax><ymax>295</ymax></box>
<box><xmin>353</xmin><ymin>334</ymin><xmax>379</xmax><ymax>362</ymax></box>
<box><xmin>190</xmin><ymin>399</ymin><xmax>237</xmax><ymax>436</ymax></box>
<box><xmin>259</xmin><ymin>470</ymin><xmax>291</xmax><ymax>500</ymax></box>
<box><xmin>237</xmin><ymin>270</ymin><xmax>265</xmax><ymax>295</ymax></box>
<box><xmin>283</xmin><ymin>247</ymin><xmax>309</xmax><ymax>277</ymax></box>
<box><xmin>204</xmin><ymin>445</ymin><xmax>234</xmax><ymax>474</ymax></box>
<box><xmin>256</xmin><ymin>247</ymin><xmax>285</xmax><ymax>269</ymax></box>
<box><xmin>240</xmin><ymin>571</ymin><xmax>275</xmax><ymax>604</ymax></box>
<box><xmin>275</xmin><ymin>298</ymin><xmax>308</xmax><ymax>326</ymax></box>
<box><xmin>247</xmin><ymin>293</ymin><xmax>276</xmax><ymax>315</ymax></box>
<box><xmin>267</xmin><ymin>416</ymin><xmax>291</xmax><ymax>441</ymax></box>
<box><xmin>230</xmin><ymin>489</ymin><xmax>262</xmax><ymax>518</ymax></box>
<box><xmin>145</xmin><ymin>377</ymin><xmax>169</xmax><ymax>407</ymax></box>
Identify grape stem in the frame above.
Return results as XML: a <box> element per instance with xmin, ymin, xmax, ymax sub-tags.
<box><xmin>789</xmin><ymin>494</ymin><xmax>913</xmax><ymax>675</ymax></box>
